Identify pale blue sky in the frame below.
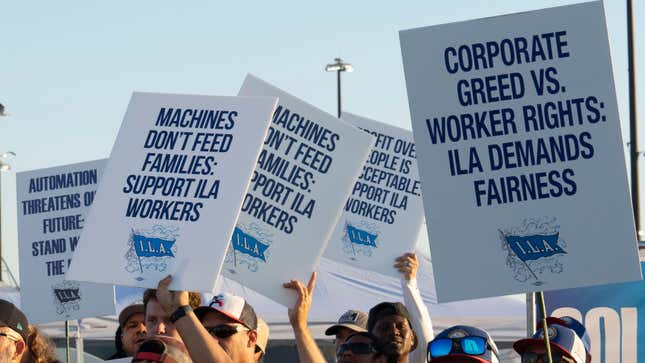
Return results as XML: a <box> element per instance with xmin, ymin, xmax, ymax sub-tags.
<box><xmin>1</xmin><ymin>0</ymin><xmax>644</xmax><ymax>277</ymax></box>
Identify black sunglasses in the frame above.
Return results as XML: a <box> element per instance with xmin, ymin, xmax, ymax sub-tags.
<box><xmin>205</xmin><ymin>324</ymin><xmax>249</xmax><ymax>339</ymax></box>
<box><xmin>337</xmin><ymin>342</ymin><xmax>377</xmax><ymax>356</ymax></box>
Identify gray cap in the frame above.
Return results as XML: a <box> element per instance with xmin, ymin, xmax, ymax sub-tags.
<box><xmin>325</xmin><ymin>310</ymin><xmax>368</xmax><ymax>336</ymax></box>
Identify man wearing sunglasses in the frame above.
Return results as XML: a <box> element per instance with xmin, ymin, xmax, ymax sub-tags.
<box><xmin>337</xmin><ymin>332</ymin><xmax>385</xmax><ymax>363</ymax></box>
<box><xmin>0</xmin><ymin>300</ymin><xmax>28</xmax><ymax>363</ymax></box>
<box><xmin>513</xmin><ymin>323</ymin><xmax>586</xmax><ymax>363</ymax></box>
<box><xmin>426</xmin><ymin>325</ymin><xmax>499</xmax><ymax>363</ymax></box>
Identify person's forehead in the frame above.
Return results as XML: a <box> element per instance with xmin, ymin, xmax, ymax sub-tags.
<box><xmin>125</xmin><ymin>312</ymin><xmax>145</xmax><ymax>325</ymax></box>
<box><xmin>202</xmin><ymin>310</ymin><xmax>238</xmax><ymax>326</ymax></box>
<box><xmin>145</xmin><ymin>299</ymin><xmax>169</xmax><ymax>318</ymax></box>
<box><xmin>375</xmin><ymin>314</ymin><xmax>407</xmax><ymax>325</ymax></box>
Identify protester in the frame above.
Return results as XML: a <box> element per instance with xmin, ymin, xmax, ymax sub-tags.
<box><xmin>20</xmin><ymin>325</ymin><xmax>58</xmax><ymax>363</ymax></box>
<box><xmin>325</xmin><ymin>310</ymin><xmax>368</xmax><ymax>356</ymax></box>
<box><xmin>143</xmin><ymin>287</ymin><xmax>201</xmax><ymax>341</ymax></box>
<box><xmin>427</xmin><ymin>325</ymin><xmax>500</xmax><ymax>363</ymax></box>
<box><xmin>109</xmin><ymin>303</ymin><xmax>147</xmax><ymax>359</ymax></box>
<box><xmin>514</xmin><ymin>322</ymin><xmax>586</xmax><ymax>363</ymax></box>
<box><xmin>0</xmin><ymin>300</ymin><xmax>28</xmax><ymax>363</ymax></box>
<box><xmin>336</xmin><ymin>332</ymin><xmax>385</xmax><ymax>363</ymax></box>
<box><xmin>154</xmin><ymin>275</ymin><xmax>258</xmax><ymax>363</ymax></box>
<box><xmin>283</xmin><ymin>272</ymin><xmax>326</xmax><ymax>363</ymax></box>
<box><xmin>254</xmin><ymin>319</ymin><xmax>269</xmax><ymax>363</ymax></box>
<box><xmin>394</xmin><ymin>252</ymin><xmax>434</xmax><ymax>363</ymax></box>
<box><xmin>536</xmin><ymin>316</ymin><xmax>591</xmax><ymax>363</ymax></box>
<box><xmin>132</xmin><ymin>335</ymin><xmax>192</xmax><ymax>363</ymax></box>
<box><xmin>368</xmin><ymin>301</ymin><xmax>417</xmax><ymax>363</ymax></box>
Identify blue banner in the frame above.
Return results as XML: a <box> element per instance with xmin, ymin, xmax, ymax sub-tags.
<box><xmin>346</xmin><ymin>224</ymin><xmax>377</xmax><ymax>247</ymax></box>
<box><xmin>545</xmin><ymin>262</ymin><xmax>645</xmax><ymax>363</ymax></box>
<box><xmin>231</xmin><ymin>228</ymin><xmax>269</xmax><ymax>261</ymax></box>
<box><xmin>505</xmin><ymin>233</ymin><xmax>565</xmax><ymax>261</ymax></box>
<box><xmin>54</xmin><ymin>289</ymin><xmax>81</xmax><ymax>303</ymax></box>
<box><xmin>132</xmin><ymin>234</ymin><xmax>175</xmax><ymax>258</ymax></box>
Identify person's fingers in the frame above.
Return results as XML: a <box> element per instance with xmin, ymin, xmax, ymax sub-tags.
<box><xmin>307</xmin><ymin>272</ymin><xmax>317</xmax><ymax>295</ymax></box>
<box><xmin>158</xmin><ymin>275</ymin><xmax>172</xmax><ymax>287</ymax></box>
<box><xmin>283</xmin><ymin>280</ymin><xmax>298</xmax><ymax>289</ymax></box>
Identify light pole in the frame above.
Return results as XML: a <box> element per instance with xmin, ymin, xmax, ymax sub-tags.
<box><xmin>325</xmin><ymin>58</ymin><xmax>354</xmax><ymax>118</ymax></box>
<box><xmin>0</xmin><ymin>151</ymin><xmax>15</xmax><ymax>283</ymax></box>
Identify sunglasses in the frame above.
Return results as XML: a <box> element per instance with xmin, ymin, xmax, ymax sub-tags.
<box><xmin>337</xmin><ymin>342</ymin><xmax>377</xmax><ymax>356</ymax></box>
<box><xmin>427</xmin><ymin>336</ymin><xmax>488</xmax><ymax>360</ymax></box>
<box><xmin>205</xmin><ymin>324</ymin><xmax>249</xmax><ymax>339</ymax></box>
<box><xmin>522</xmin><ymin>352</ymin><xmax>575</xmax><ymax>363</ymax></box>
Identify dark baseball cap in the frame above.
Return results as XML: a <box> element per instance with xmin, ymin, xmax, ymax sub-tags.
<box><xmin>118</xmin><ymin>303</ymin><xmax>144</xmax><ymax>328</ymax></box>
<box><xmin>0</xmin><ymin>300</ymin><xmax>28</xmax><ymax>342</ymax></box>
<box><xmin>367</xmin><ymin>302</ymin><xmax>412</xmax><ymax>332</ymax></box>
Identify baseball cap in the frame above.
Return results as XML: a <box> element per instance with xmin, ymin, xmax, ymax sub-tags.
<box><xmin>367</xmin><ymin>302</ymin><xmax>411</xmax><ymax>332</ymax></box>
<box><xmin>194</xmin><ymin>293</ymin><xmax>258</xmax><ymax>330</ymax></box>
<box><xmin>537</xmin><ymin>317</ymin><xmax>591</xmax><ymax>363</ymax></box>
<box><xmin>0</xmin><ymin>299</ymin><xmax>28</xmax><ymax>342</ymax></box>
<box><xmin>514</xmin><ymin>323</ymin><xmax>587</xmax><ymax>363</ymax></box>
<box><xmin>428</xmin><ymin>325</ymin><xmax>500</xmax><ymax>363</ymax></box>
<box><xmin>256</xmin><ymin>318</ymin><xmax>269</xmax><ymax>354</ymax></box>
<box><xmin>325</xmin><ymin>310</ymin><xmax>368</xmax><ymax>336</ymax></box>
<box><xmin>118</xmin><ymin>303</ymin><xmax>144</xmax><ymax>328</ymax></box>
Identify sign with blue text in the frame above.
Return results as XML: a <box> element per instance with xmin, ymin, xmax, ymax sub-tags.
<box><xmin>224</xmin><ymin>75</ymin><xmax>375</xmax><ymax>306</ymax></box>
<box><xmin>545</xmin><ymin>262</ymin><xmax>645</xmax><ymax>363</ymax></box>
<box><xmin>17</xmin><ymin>160</ymin><xmax>115</xmax><ymax>323</ymax></box>
<box><xmin>400</xmin><ymin>1</ymin><xmax>641</xmax><ymax>302</ymax></box>
<box><xmin>324</xmin><ymin>112</ymin><xmax>424</xmax><ymax>277</ymax></box>
<box><xmin>66</xmin><ymin>92</ymin><xmax>278</xmax><ymax>292</ymax></box>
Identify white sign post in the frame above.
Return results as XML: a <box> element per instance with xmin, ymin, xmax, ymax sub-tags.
<box><xmin>67</xmin><ymin>92</ymin><xmax>277</xmax><ymax>292</ymax></box>
<box><xmin>17</xmin><ymin>160</ymin><xmax>115</xmax><ymax>323</ymax></box>
<box><xmin>400</xmin><ymin>1</ymin><xmax>641</xmax><ymax>302</ymax></box>
<box><xmin>223</xmin><ymin>75</ymin><xmax>375</xmax><ymax>306</ymax></box>
<box><xmin>324</xmin><ymin>112</ymin><xmax>424</xmax><ymax>277</ymax></box>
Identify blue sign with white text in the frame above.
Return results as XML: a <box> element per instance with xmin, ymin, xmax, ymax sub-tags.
<box><xmin>505</xmin><ymin>233</ymin><xmax>565</xmax><ymax>261</ymax></box>
<box><xmin>132</xmin><ymin>235</ymin><xmax>175</xmax><ymax>258</ymax></box>
<box><xmin>346</xmin><ymin>224</ymin><xmax>377</xmax><ymax>247</ymax></box>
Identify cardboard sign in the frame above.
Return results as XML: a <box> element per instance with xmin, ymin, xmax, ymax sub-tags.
<box><xmin>545</xmin><ymin>263</ymin><xmax>645</xmax><ymax>363</ymax></box>
<box><xmin>400</xmin><ymin>1</ymin><xmax>641</xmax><ymax>302</ymax></box>
<box><xmin>323</xmin><ymin>112</ymin><xmax>424</xmax><ymax>276</ymax></box>
<box><xmin>66</xmin><ymin>92</ymin><xmax>277</xmax><ymax>292</ymax></box>
<box><xmin>17</xmin><ymin>160</ymin><xmax>115</xmax><ymax>323</ymax></box>
<box><xmin>223</xmin><ymin>75</ymin><xmax>375</xmax><ymax>306</ymax></box>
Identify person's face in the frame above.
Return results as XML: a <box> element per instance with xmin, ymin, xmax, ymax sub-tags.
<box><xmin>145</xmin><ymin>299</ymin><xmax>181</xmax><ymax>341</ymax></box>
<box><xmin>121</xmin><ymin>313</ymin><xmax>147</xmax><ymax>356</ymax></box>
<box><xmin>337</xmin><ymin>335</ymin><xmax>377</xmax><ymax>363</ymax></box>
<box><xmin>334</xmin><ymin>327</ymin><xmax>355</xmax><ymax>353</ymax></box>
<box><xmin>0</xmin><ymin>327</ymin><xmax>25</xmax><ymax>363</ymax></box>
<box><xmin>202</xmin><ymin>311</ymin><xmax>257</xmax><ymax>363</ymax></box>
<box><xmin>371</xmin><ymin>315</ymin><xmax>415</xmax><ymax>358</ymax></box>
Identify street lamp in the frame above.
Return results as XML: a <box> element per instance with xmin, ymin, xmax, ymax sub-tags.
<box><xmin>325</xmin><ymin>57</ymin><xmax>354</xmax><ymax>118</ymax></box>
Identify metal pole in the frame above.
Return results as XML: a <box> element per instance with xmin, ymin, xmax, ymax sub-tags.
<box><xmin>0</xmin><ymin>172</ymin><xmax>3</xmax><ymax>282</ymax></box>
<box><xmin>628</xmin><ymin>0</ymin><xmax>640</xmax><ymax>236</ymax></box>
<box><xmin>337</xmin><ymin>70</ymin><xmax>342</xmax><ymax>118</ymax></box>
<box><xmin>536</xmin><ymin>291</ymin><xmax>553</xmax><ymax>363</ymax></box>
<box><xmin>526</xmin><ymin>292</ymin><xmax>536</xmax><ymax>336</ymax></box>
<box><xmin>65</xmin><ymin>320</ymin><xmax>71</xmax><ymax>363</ymax></box>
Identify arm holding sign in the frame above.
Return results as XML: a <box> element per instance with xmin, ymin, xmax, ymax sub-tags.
<box><xmin>395</xmin><ymin>253</ymin><xmax>434</xmax><ymax>363</ymax></box>
<box><xmin>156</xmin><ymin>276</ymin><xmax>235</xmax><ymax>363</ymax></box>
<box><xmin>283</xmin><ymin>272</ymin><xmax>326</xmax><ymax>363</ymax></box>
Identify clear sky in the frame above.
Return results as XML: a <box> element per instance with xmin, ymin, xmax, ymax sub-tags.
<box><xmin>1</xmin><ymin>0</ymin><xmax>644</xmax><ymax>277</ymax></box>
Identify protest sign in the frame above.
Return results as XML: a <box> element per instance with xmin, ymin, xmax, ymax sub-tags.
<box><xmin>400</xmin><ymin>1</ymin><xmax>640</xmax><ymax>302</ymax></box>
<box><xmin>223</xmin><ymin>75</ymin><xmax>375</xmax><ymax>306</ymax></box>
<box><xmin>17</xmin><ymin>160</ymin><xmax>115</xmax><ymax>323</ymax></box>
<box><xmin>66</xmin><ymin>92</ymin><xmax>278</xmax><ymax>292</ymax></box>
<box><xmin>545</xmin><ymin>262</ymin><xmax>645</xmax><ymax>363</ymax></box>
<box><xmin>323</xmin><ymin>112</ymin><xmax>424</xmax><ymax>276</ymax></box>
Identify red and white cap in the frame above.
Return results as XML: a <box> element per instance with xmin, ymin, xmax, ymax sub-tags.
<box><xmin>194</xmin><ymin>293</ymin><xmax>258</xmax><ymax>330</ymax></box>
